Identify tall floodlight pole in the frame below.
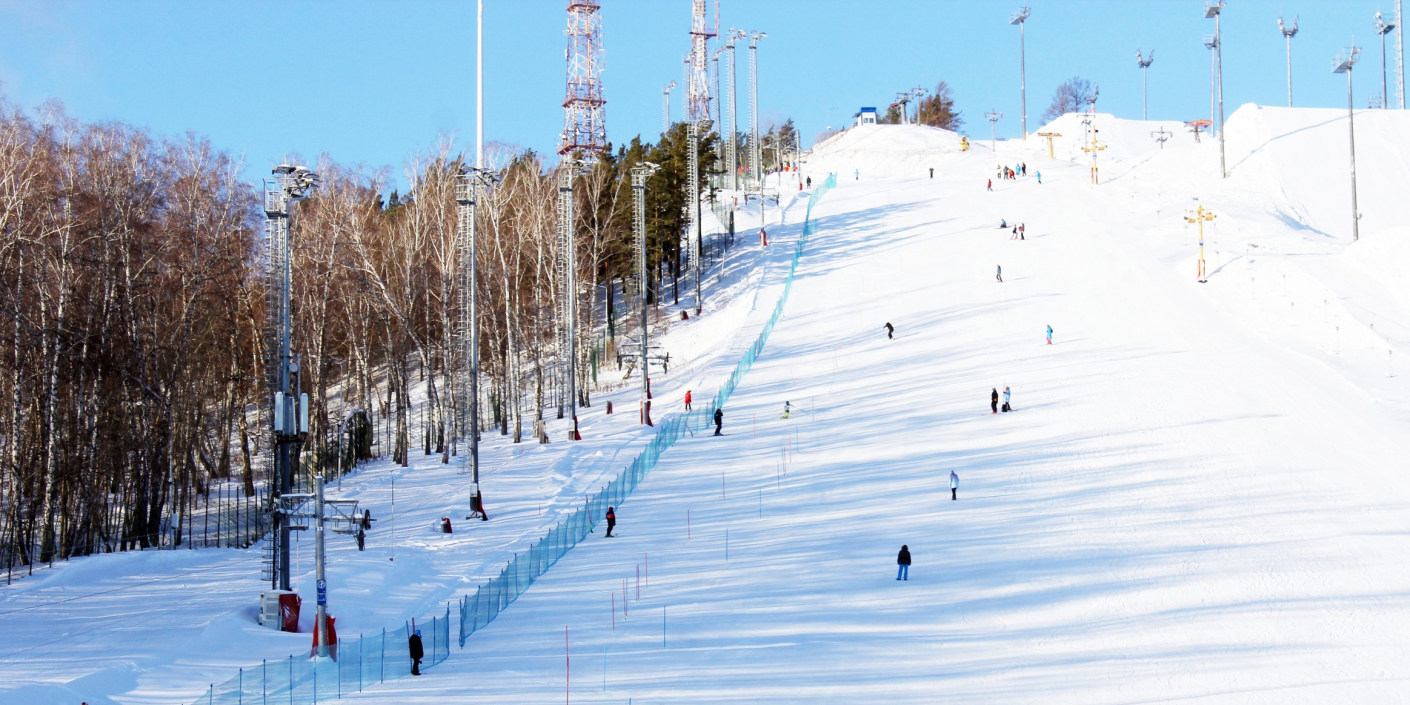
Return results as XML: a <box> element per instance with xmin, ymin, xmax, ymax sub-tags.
<box><xmin>985</xmin><ymin>109</ymin><xmax>1002</xmax><ymax>151</ymax></box>
<box><xmin>263</xmin><ymin>165</ymin><xmax>319</xmax><ymax>592</ymax></box>
<box><xmin>477</xmin><ymin>0</ymin><xmax>484</xmax><ymax>168</ymax></box>
<box><xmin>1279</xmin><ymin>16</ymin><xmax>1299</xmax><ymax>107</ymax></box>
<box><xmin>558</xmin><ymin>161</ymin><xmax>583</xmax><ymax>439</ymax></box>
<box><xmin>749</xmin><ymin>32</ymin><xmax>766</xmax><ymax>196</ymax></box>
<box><xmin>725</xmin><ymin>29</ymin><xmax>744</xmax><ymax>191</ymax></box>
<box><xmin>1136</xmin><ymin>50</ymin><xmax>1154</xmax><ymax>120</ymax></box>
<box><xmin>1206</xmin><ymin>1</ymin><xmax>1226</xmax><ymax>178</ymax></box>
<box><xmin>1010</xmin><ymin>7</ymin><xmax>1030</xmax><ymax>138</ymax></box>
<box><xmin>1204</xmin><ymin>34</ymin><xmax>1218</xmax><ymax>125</ymax></box>
<box><xmin>688</xmin><ymin>0</ymin><xmax>715</xmax><ymax>315</ymax></box>
<box><xmin>662</xmin><ymin>81</ymin><xmax>676</xmax><ymax>134</ymax></box>
<box><xmin>1377</xmin><ymin>13</ymin><xmax>1398</xmax><ymax>109</ymax></box>
<box><xmin>631</xmin><ymin>162</ymin><xmax>660</xmax><ymax>426</ymax></box>
<box><xmin>1334</xmin><ymin>46</ymin><xmax>1362</xmax><ymax>242</ymax></box>
<box><xmin>456</xmin><ymin>169</ymin><xmax>492</xmax><ymax>516</ymax></box>
<box><xmin>1399</xmin><ymin>0</ymin><xmax>1406</xmax><ymax>108</ymax></box>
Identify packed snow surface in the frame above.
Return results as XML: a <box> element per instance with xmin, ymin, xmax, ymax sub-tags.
<box><xmin>5</xmin><ymin>106</ymin><xmax>1410</xmax><ymax>703</ymax></box>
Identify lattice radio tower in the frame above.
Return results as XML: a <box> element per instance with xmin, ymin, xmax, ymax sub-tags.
<box><xmin>560</xmin><ymin>2</ymin><xmax>606</xmax><ymax>156</ymax></box>
<box><xmin>687</xmin><ymin>0</ymin><xmax>716</xmax><ymax>313</ymax></box>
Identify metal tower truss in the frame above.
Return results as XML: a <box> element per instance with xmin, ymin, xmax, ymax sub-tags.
<box><xmin>560</xmin><ymin>2</ymin><xmax>606</xmax><ymax>156</ymax></box>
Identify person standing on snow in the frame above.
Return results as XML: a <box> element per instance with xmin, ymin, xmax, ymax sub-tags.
<box><xmin>897</xmin><ymin>545</ymin><xmax>911</xmax><ymax>581</ymax></box>
<box><xmin>605</xmin><ymin>506</ymin><xmax>617</xmax><ymax>537</ymax></box>
<box><xmin>806</xmin><ymin>176</ymin><xmax>812</xmax><ymax>188</ymax></box>
<box><xmin>854</xmin><ymin>169</ymin><xmax>859</xmax><ymax>181</ymax></box>
<box><xmin>714</xmin><ymin>407</ymin><xmax>724</xmax><ymax>436</ymax></box>
<box><xmin>986</xmin><ymin>178</ymin><xmax>993</xmax><ymax>192</ymax></box>
<box><xmin>1019</xmin><ymin>223</ymin><xmax>1025</xmax><ymax>240</ymax></box>
<box><xmin>996</xmin><ymin>265</ymin><xmax>1003</xmax><ymax>283</ymax></box>
<box><xmin>684</xmin><ymin>390</ymin><xmax>693</xmax><ymax>411</ymax></box>
<box><xmin>1036</xmin><ymin>171</ymin><xmax>1042</xmax><ymax>184</ymax></box>
<box><xmin>884</xmin><ymin>322</ymin><xmax>894</xmax><ymax>339</ymax></box>
<box><xmin>409</xmin><ymin>629</ymin><xmax>424</xmax><ymax>675</ymax></box>
<box><xmin>991</xmin><ymin>388</ymin><xmax>999</xmax><ymax>414</ymax></box>
<box><xmin>1011</xmin><ymin>226</ymin><xmax>1019</xmax><ymax>240</ymax></box>
<box><xmin>950</xmin><ymin>470</ymin><xmax>959</xmax><ymax>500</ymax></box>
<box><xmin>929</xmin><ymin>168</ymin><xmax>934</xmax><ymax>179</ymax></box>
<box><xmin>1022</xmin><ymin>162</ymin><xmax>1027</xmax><ymax>176</ymax></box>
<box><xmin>1004</xmin><ymin>386</ymin><xmax>1011</xmax><ymax>409</ymax></box>
<box><xmin>1046</xmin><ymin>324</ymin><xmax>1053</xmax><ymax>345</ymax></box>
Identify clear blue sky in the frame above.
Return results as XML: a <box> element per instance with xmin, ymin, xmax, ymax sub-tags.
<box><xmin>0</xmin><ymin>1</ymin><xmax>1400</xmax><ymax>188</ymax></box>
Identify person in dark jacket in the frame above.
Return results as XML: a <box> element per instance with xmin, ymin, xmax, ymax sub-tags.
<box><xmin>897</xmin><ymin>545</ymin><xmax>911</xmax><ymax>581</ymax></box>
<box><xmin>409</xmin><ymin>629</ymin><xmax>424</xmax><ymax>675</ymax></box>
<box><xmin>884</xmin><ymin>322</ymin><xmax>894</xmax><ymax>339</ymax></box>
<box><xmin>605</xmin><ymin>506</ymin><xmax>616</xmax><ymax>537</ymax></box>
<box><xmin>991</xmin><ymin>388</ymin><xmax>999</xmax><ymax>414</ymax></box>
<box><xmin>713</xmin><ymin>408</ymin><xmax>724</xmax><ymax>436</ymax></box>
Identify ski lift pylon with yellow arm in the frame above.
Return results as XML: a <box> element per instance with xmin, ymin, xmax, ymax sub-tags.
<box><xmin>1184</xmin><ymin>203</ymin><xmax>1215</xmax><ymax>282</ymax></box>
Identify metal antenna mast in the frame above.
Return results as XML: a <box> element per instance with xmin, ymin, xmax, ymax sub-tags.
<box><xmin>1279</xmin><ymin>16</ymin><xmax>1299</xmax><ymax>107</ymax></box>
<box><xmin>662</xmin><ymin>81</ymin><xmax>676</xmax><ymax>135</ymax></box>
<box><xmin>1011</xmin><ymin>7</ymin><xmax>1031</xmax><ymax>138</ymax></box>
<box><xmin>985</xmin><ymin>110</ymin><xmax>1002</xmax><ymax>151</ymax></box>
<box><xmin>560</xmin><ymin>2</ymin><xmax>607</xmax><ymax>157</ymax></box>
<box><xmin>688</xmin><ymin>0</ymin><xmax>716</xmax><ymax>315</ymax></box>
<box><xmin>262</xmin><ymin>164</ymin><xmax>319</xmax><ymax>592</ymax></box>
<box><xmin>1377</xmin><ymin>13</ymin><xmax>1398</xmax><ymax>110</ymax></box>
<box><xmin>1206</xmin><ymin>1</ymin><xmax>1226</xmax><ymax>178</ymax></box>
<box><xmin>1136</xmin><ymin>50</ymin><xmax>1154</xmax><ymax>120</ymax></box>
<box><xmin>1333</xmin><ymin>46</ymin><xmax>1362</xmax><ymax>241</ymax></box>
<box><xmin>749</xmin><ymin>32</ymin><xmax>767</xmax><ymax>196</ymax></box>
<box><xmin>631</xmin><ymin>162</ymin><xmax>660</xmax><ymax>426</ymax></box>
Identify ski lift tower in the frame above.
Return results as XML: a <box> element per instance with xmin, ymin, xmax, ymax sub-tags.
<box><xmin>1333</xmin><ymin>46</ymin><xmax>1362</xmax><ymax>242</ymax></box>
<box><xmin>1036</xmin><ymin>131</ymin><xmax>1061</xmax><ymax>158</ymax></box>
<box><xmin>985</xmin><ymin>110</ymin><xmax>1003</xmax><ymax>151</ymax></box>
<box><xmin>1185</xmin><ymin>202</ymin><xmax>1215</xmax><ymax>282</ymax></box>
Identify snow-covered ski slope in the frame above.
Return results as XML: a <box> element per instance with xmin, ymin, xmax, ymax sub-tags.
<box><xmin>331</xmin><ymin>107</ymin><xmax>1410</xmax><ymax>703</ymax></box>
<box><xmin>7</xmin><ymin>105</ymin><xmax>1410</xmax><ymax>704</ymax></box>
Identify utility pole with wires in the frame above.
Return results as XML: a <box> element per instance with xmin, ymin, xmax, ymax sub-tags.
<box><xmin>1206</xmin><ymin>0</ymin><xmax>1227</xmax><ymax>178</ymax></box>
<box><xmin>1333</xmin><ymin>46</ymin><xmax>1362</xmax><ymax>242</ymax></box>
<box><xmin>985</xmin><ymin>109</ymin><xmax>1002</xmax><ymax>152</ymax></box>
<box><xmin>1136</xmin><ymin>49</ymin><xmax>1154</xmax><ymax>120</ymax></box>
<box><xmin>1011</xmin><ymin>7</ymin><xmax>1031</xmax><ymax>138</ymax></box>
<box><xmin>1279</xmin><ymin>15</ymin><xmax>1299</xmax><ymax>107</ymax></box>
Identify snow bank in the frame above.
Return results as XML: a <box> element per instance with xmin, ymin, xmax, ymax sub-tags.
<box><xmin>803</xmin><ymin>124</ymin><xmax>964</xmax><ymax>179</ymax></box>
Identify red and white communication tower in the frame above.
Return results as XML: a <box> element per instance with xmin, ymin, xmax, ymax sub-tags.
<box><xmin>560</xmin><ymin>2</ymin><xmax>606</xmax><ymax>156</ymax></box>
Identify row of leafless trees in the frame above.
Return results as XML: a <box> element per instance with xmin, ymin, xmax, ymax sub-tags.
<box><xmin>0</xmin><ymin>100</ymin><xmax>719</xmax><ymax>579</ymax></box>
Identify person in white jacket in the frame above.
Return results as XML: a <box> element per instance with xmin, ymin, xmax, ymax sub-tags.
<box><xmin>950</xmin><ymin>470</ymin><xmax>959</xmax><ymax>501</ymax></box>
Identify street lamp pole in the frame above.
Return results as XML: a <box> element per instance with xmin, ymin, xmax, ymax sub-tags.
<box><xmin>1136</xmin><ymin>50</ymin><xmax>1155</xmax><ymax>120</ymax></box>
<box><xmin>1280</xmin><ymin>16</ymin><xmax>1299</xmax><ymax>107</ymax></box>
<box><xmin>1206</xmin><ymin>1</ymin><xmax>1227</xmax><ymax>178</ymax></box>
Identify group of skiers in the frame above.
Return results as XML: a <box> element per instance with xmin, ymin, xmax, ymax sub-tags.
<box><xmin>997</xmin><ymin>163</ymin><xmax>1028</xmax><ymax>180</ymax></box>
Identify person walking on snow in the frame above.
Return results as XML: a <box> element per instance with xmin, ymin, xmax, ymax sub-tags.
<box><xmin>806</xmin><ymin>176</ymin><xmax>812</xmax><ymax>188</ymax></box>
<box><xmin>684</xmin><ymin>390</ymin><xmax>693</xmax><ymax>410</ymax></box>
<box><xmin>714</xmin><ymin>407</ymin><xmax>724</xmax><ymax>436</ymax></box>
<box><xmin>1046</xmin><ymin>324</ymin><xmax>1053</xmax><ymax>345</ymax></box>
<box><xmin>897</xmin><ymin>545</ymin><xmax>911</xmax><ymax>580</ymax></box>
<box><xmin>991</xmin><ymin>388</ymin><xmax>999</xmax><ymax>414</ymax></box>
<box><xmin>854</xmin><ymin>169</ymin><xmax>859</xmax><ymax>181</ymax></box>
<box><xmin>1036</xmin><ymin>171</ymin><xmax>1042</xmax><ymax>184</ymax></box>
<box><xmin>1011</xmin><ymin>226</ymin><xmax>1019</xmax><ymax>240</ymax></box>
<box><xmin>408</xmin><ymin>629</ymin><xmax>424</xmax><ymax>675</ymax></box>
<box><xmin>605</xmin><ymin>506</ymin><xmax>616</xmax><ymax>537</ymax></box>
<box><xmin>929</xmin><ymin>167</ymin><xmax>934</xmax><ymax>179</ymax></box>
<box><xmin>996</xmin><ymin>265</ymin><xmax>1003</xmax><ymax>283</ymax></box>
<box><xmin>986</xmin><ymin>178</ymin><xmax>993</xmax><ymax>192</ymax></box>
<box><xmin>950</xmin><ymin>470</ymin><xmax>959</xmax><ymax>500</ymax></box>
<box><xmin>1022</xmin><ymin>162</ymin><xmax>1027</xmax><ymax>176</ymax></box>
<box><xmin>884</xmin><ymin>322</ymin><xmax>894</xmax><ymax>339</ymax></box>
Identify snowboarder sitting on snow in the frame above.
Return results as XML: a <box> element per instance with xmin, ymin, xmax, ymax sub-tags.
<box><xmin>999</xmin><ymin>219</ymin><xmax>1007</xmax><ymax>229</ymax></box>
<box><xmin>605</xmin><ymin>506</ymin><xmax>616</xmax><ymax>537</ymax></box>
<box><xmin>714</xmin><ymin>407</ymin><xmax>724</xmax><ymax>436</ymax></box>
<box><xmin>409</xmin><ymin>629</ymin><xmax>424</xmax><ymax>675</ymax></box>
<box><xmin>991</xmin><ymin>388</ymin><xmax>999</xmax><ymax>414</ymax></box>
<box><xmin>950</xmin><ymin>470</ymin><xmax>959</xmax><ymax>500</ymax></box>
<box><xmin>897</xmin><ymin>545</ymin><xmax>911</xmax><ymax>581</ymax></box>
<box><xmin>884</xmin><ymin>322</ymin><xmax>894</xmax><ymax>339</ymax></box>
